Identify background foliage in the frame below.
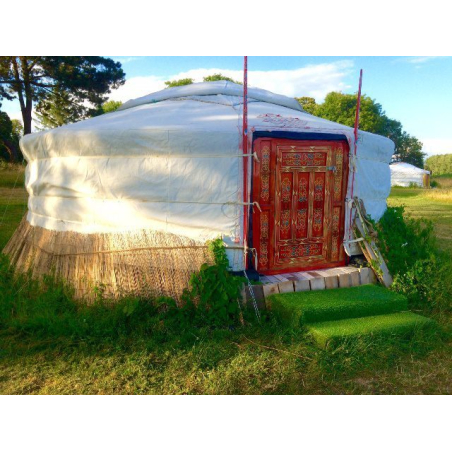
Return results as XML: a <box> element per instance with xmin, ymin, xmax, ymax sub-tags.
<box><xmin>425</xmin><ymin>154</ymin><xmax>452</xmax><ymax>176</ymax></box>
<box><xmin>297</xmin><ymin>92</ymin><xmax>425</xmax><ymax>167</ymax></box>
<box><xmin>0</xmin><ymin>110</ymin><xmax>23</xmax><ymax>161</ymax></box>
<box><xmin>0</xmin><ymin>56</ymin><xmax>125</xmax><ymax>135</ymax></box>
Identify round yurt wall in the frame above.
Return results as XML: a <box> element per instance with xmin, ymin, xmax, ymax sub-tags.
<box><xmin>3</xmin><ymin>81</ymin><xmax>395</xmax><ymax>300</ymax></box>
<box><xmin>390</xmin><ymin>162</ymin><xmax>430</xmax><ymax>187</ymax></box>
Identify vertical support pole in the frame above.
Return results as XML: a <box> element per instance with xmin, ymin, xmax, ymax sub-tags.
<box><xmin>243</xmin><ymin>56</ymin><xmax>249</xmax><ymax>269</ymax></box>
<box><xmin>348</xmin><ymin>69</ymin><xmax>363</xmax><ymax>241</ymax></box>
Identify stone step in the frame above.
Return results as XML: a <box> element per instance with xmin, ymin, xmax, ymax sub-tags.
<box><xmin>257</xmin><ymin>266</ymin><xmax>377</xmax><ymax>302</ymax></box>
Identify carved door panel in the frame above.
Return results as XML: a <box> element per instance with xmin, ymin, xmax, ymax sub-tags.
<box><xmin>252</xmin><ymin>138</ymin><xmax>348</xmax><ymax>274</ymax></box>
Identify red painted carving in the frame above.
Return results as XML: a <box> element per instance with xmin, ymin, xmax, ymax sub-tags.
<box><xmin>312</xmin><ymin>173</ymin><xmax>325</xmax><ymax>237</ymax></box>
<box><xmin>281</xmin><ymin>176</ymin><xmax>292</xmax><ymax>203</ymax></box>
<box><xmin>296</xmin><ymin>173</ymin><xmax>309</xmax><ymax>239</ymax></box>
<box><xmin>334</xmin><ymin>147</ymin><xmax>344</xmax><ymax>202</ymax></box>
<box><xmin>252</xmin><ymin>139</ymin><xmax>348</xmax><ymax>274</ymax></box>
<box><xmin>279</xmin><ymin>243</ymin><xmax>323</xmax><ymax>259</ymax></box>
<box><xmin>281</xmin><ymin>152</ymin><xmax>326</xmax><ymax>167</ymax></box>
<box><xmin>331</xmin><ymin>206</ymin><xmax>341</xmax><ymax>261</ymax></box>
<box><xmin>278</xmin><ymin>172</ymin><xmax>293</xmax><ymax>241</ymax></box>
<box><xmin>296</xmin><ymin>209</ymin><xmax>307</xmax><ymax>234</ymax></box>
<box><xmin>260</xmin><ymin>146</ymin><xmax>270</xmax><ymax>202</ymax></box>
<box><xmin>260</xmin><ymin>211</ymin><xmax>269</xmax><ymax>268</ymax></box>
<box><xmin>280</xmin><ymin>210</ymin><xmax>291</xmax><ymax>236</ymax></box>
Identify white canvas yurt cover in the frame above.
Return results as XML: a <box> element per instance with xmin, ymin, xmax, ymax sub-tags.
<box><xmin>390</xmin><ymin>162</ymin><xmax>430</xmax><ymax>187</ymax></box>
<box><xmin>5</xmin><ymin>81</ymin><xmax>395</xmax><ymax>300</ymax></box>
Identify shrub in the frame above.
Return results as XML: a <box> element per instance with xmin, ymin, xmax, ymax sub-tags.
<box><xmin>376</xmin><ymin>206</ymin><xmax>452</xmax><ymax>313</ymax></box>
<box><xmin>376</xmin><ymin>206</ymin><xmax>435</xmax><ymax>276</ymax></box>
<box><xmin>179</xmin><ymin>238</ymin><xmax>245</xmax><ymax>327</ymax></box>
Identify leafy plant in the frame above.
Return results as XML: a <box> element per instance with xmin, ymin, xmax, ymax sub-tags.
<box><xmin>391</xmin><ymin>255</ymin><xmax>452</xmax><ymax>312</ymax></box>
<box><xmin>179</xmin><ymin>239</ymin><xmax>244</xmax><ymax>327</ymax></box>
<box><xmin>164</xmin><ymin>78</ymin><xmax>194</xmax><ymax>88</ymax></box>
<box><xmin>375</xmin><ymin>206</ymin><xmax>452</xmax><ymax>313</ymax></box>
<box><xmin>375</xmin><ymin>206</ymin><xmax>435</xmax><ymax>276</ymax></box>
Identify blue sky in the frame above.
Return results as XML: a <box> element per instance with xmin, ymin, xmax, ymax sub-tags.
<box><xmin>3</xmin><ymin>56</ymin><xmax>451</xmax><ymax>156</ymax></box>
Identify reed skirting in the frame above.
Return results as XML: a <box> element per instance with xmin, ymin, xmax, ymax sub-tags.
<box><xmin>2</xmin><ymin>216</ymin><xmax>215</xmax><ymax>302</ymax></box>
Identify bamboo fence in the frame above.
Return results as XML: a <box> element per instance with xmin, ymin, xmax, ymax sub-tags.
<box><xmin>3</xmin><ymin>215</ymin><xmax>215</xmax><ymax>302</ymax></box>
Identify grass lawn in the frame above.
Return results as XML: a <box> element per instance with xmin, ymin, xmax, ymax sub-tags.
<box><xmin>0</xmin><ymin>167</ymin><xmax>451</xmax><ymax>394</ymax></box>
<box><xmin>0</xmin><ymin>166</ymin><xmax>27</xmax><ymax>250</ymax></box>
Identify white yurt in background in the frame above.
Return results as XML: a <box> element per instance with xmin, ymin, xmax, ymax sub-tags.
<box><xmin>390</xmin><ymin>162</ymin><xmax>430</xmax><ymax>187</ymax></box>
<box><xmin>3</xmin><ymin>81</ymin><xmax>394</xmax><ymax>300</ymax></box>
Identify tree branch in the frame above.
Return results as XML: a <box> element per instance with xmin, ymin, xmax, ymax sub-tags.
<box><xmin>29</xmin><ymin>81</ymin><xmax>56</xmax><ymax>88</ymax></box>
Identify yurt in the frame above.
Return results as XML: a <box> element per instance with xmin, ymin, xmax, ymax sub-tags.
<box><xmin>390</xmin><ymin>162</ymin><xmax>430</xmax><ymax>187</ymax></box>
<box><xmin>3</xmin><ymin>81</ymin><xmax>394</xmax><ymax>300</ymax></box>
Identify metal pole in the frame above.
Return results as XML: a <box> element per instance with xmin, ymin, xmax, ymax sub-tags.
<box><xmin>242</xmin><ymin>56</ymin><xmax>249</xmax><ymax>269</ymax></box>
<box><xmin>348</xmin><ymin>69</ymin><xmax>363</xmax><ymax>241</ymax></box>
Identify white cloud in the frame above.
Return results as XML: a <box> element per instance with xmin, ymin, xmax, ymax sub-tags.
<box><xmin>116</xmin><ymin>56</ymin><xmax>142</xmax><ymax>65</ymax></box>
<box><xmin>110</xmin><ymin>75</ymin><xmax>166</xmax><ymax>103</ymax></box>
<box><xmin>422</xmin><ymin>138</ymin><xmax>452</xmax><ymax>157</ymax></box>
<box><xmin>109</xmin><ymin>60</ymin><xmax>355</xmax><ymax>104</ymax></box>
<box><xmin>403</xmin><ymin>56</ymin><xmax>450</xmax><ymax>65</ymax></box>
<box><xmin>406</xmin><ymin>56</ymin><xmax>437</xmax><ymax>64</ymax></box>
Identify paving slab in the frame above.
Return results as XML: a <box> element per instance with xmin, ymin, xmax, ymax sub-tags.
<box><xmin>278</xmin><ymin>280</ymin><xmax>295</xmax><ymax>293</ymax></box>
<box><xmin>338</xmin><ymin>272</ymin><xmax>351</xmax><ymax>288</ymax></box>
<box><xmin>349</xmin><ymin>270</ymin><xmax>361</xmax><ymax>287</ymax></box>
<box><xmin>294</xmin><ymin>279</ymin><xmax>311</xmax><ymax>292</ymax></box>
<box><xmin>324</xmin><ymin>274</ymin><xmax>339</xmax><ymax>289</ymax></box>
<box><xmin>310</xmin><ymin>277</ymin><xmax>326</xmax><ymax>291</ymax></box>
<box><xmin>262</xmin><ymin>283</ymin><xmax>279</xmax><ymax>298</ymax></box>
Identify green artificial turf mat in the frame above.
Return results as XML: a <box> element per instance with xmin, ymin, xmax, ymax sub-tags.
<box><xmin>268</xmin><ymin>285</ymin><xmax>408</xmax><ymax>326</ymax></box>
<box><xmin>308</xmin><ymin>312</ymin><xmax>436</xmax><ymax>348</ymax></box>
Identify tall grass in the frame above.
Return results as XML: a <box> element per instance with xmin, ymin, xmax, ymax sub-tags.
<box><xmin>425</xmin><ymin>188</ymin><xmax>452</xmax><ymax>202</ymax></box>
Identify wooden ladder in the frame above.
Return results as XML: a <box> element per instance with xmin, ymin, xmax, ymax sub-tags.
<box><xmin>352</xmin><ymin>197</ymin><xmax>393</xmax><ymax>288</ymax></box>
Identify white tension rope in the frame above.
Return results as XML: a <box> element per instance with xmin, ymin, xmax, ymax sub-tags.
<box><xmin>21</xmin><ymin>81</ymin><xmax>395</xmax><ymax>271</ymax></box>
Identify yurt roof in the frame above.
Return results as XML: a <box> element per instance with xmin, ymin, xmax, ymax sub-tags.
<box><xmin>21</xmin><ymin>81</ymin><xmax>393</xmax><ymax>164</ymax></box>
<box><xmin>118</xmin><ymin>80</ymin><xmax>304</xmax><ymax>112</ymax></box>
<box><xmin>390</xmin><ymin>162</ymin><xmax>430</xmax><ymax>175</ymax></box>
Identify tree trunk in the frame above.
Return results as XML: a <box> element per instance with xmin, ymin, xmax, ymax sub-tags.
<box><xmin>2</xmin><ymin>139</ymin><xmax>21</xmax><ymax>163</ymax></box>
<box><xmin>12</xmin><ymin>57</ymin><xmax>33</xmax><ymax>135</ymax></box>
<box><xmin>22</xmin><ymin>105</ymin><xmax>33</xmax><ymax>135</ymax></box>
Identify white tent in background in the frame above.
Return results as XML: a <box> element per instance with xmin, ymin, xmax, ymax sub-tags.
<box><xmin>390</xmin><ymin>162</ymin><xmax>430</xmax><ymax>187</ymax></box>
<box><xmin>4</xmin><ymin>81</ymin><xmax>395</xmax><ymax>300</ymax></box>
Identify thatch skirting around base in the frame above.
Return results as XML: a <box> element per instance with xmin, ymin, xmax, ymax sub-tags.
<box><xmin>2</xmin><ymin>216</ymin><xmax>215</xmax><ymax>302</ymax></box>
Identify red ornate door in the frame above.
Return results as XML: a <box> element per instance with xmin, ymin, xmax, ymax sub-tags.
<box><xmin>252</xmin><ymin>138</ymin><xmax>349</xmax><ymax>274</ymax></box>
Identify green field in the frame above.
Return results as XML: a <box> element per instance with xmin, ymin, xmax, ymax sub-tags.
<box><xmin>0</xmin><ymin>166</ymin><xmax>451</xmax><ymax>394</ymax></box>
<box><xmin>0</xmin><ymin>166</ymin><xmax>26</xmax><ymax>250</ymax></box>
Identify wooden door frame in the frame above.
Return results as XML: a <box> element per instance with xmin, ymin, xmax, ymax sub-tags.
<box><xmin>251</xmin><ymin>137</ymin><xmax>349</xmax><ymax>275</ymax></box>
